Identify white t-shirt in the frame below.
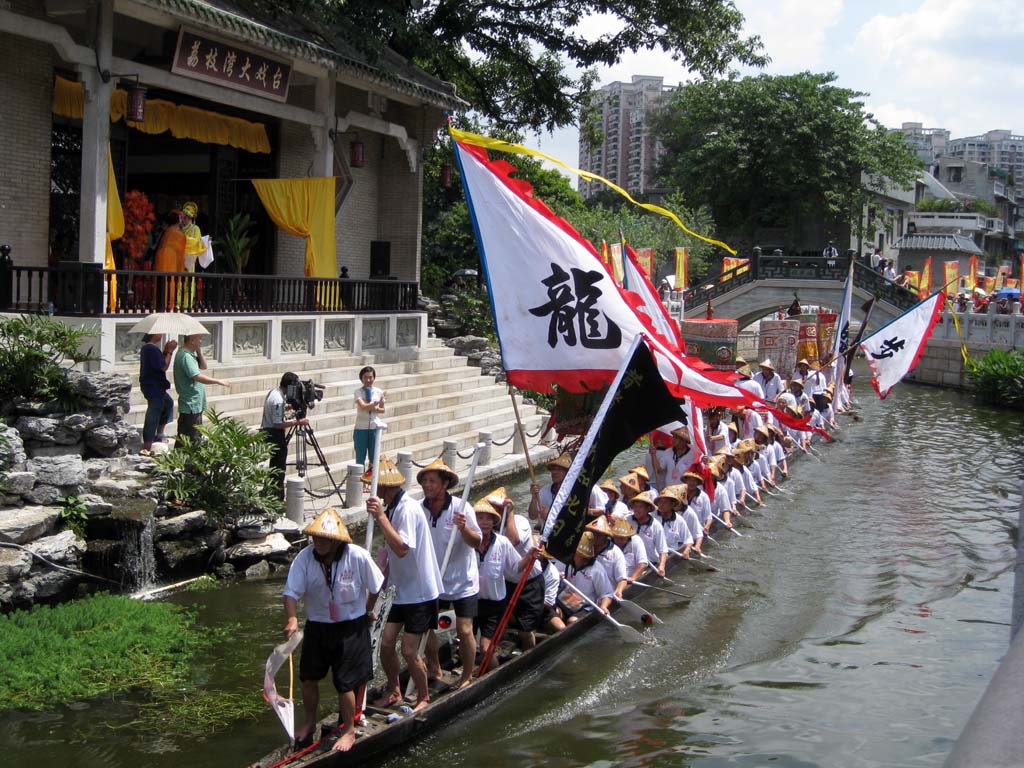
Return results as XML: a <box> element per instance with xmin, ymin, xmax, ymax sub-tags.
<box><xmin>541</xmin><ymin>561</ymin><xmax>560</xmax><ymax>606</ymax></box>
<box><xmin>772</xmin><ymin>441</ymin><xmax>786</xmax><ymax>465</ymax></box>
<box><xmin>261</xmin><ymin>387</ymin><xmax>288</xmax><ymax>430</ymax></box>
<box><xmin>283</xmin><ymin>543</ymin><xmax>384</xmax><ymax>623</ymax></box>
<box><xmin>421</xmin><ymin>494</ymin><xmax>481</xmax><ymax>601</ymax></box>
<box><xmin>605</xmin><ymin>499</ymin><xmax>630</xmax><ymax>518</ymax></box>
<box><xmin>560</xmin><ymin>561</ymin><xmax>615</xmax><ymax>604</ymax></box>
<box><xmin>596</xmin><ymin>540</ymin><xmax>627</xmax><ymax>585</ymax></box>
<box><xmin>476</xmin><ymin>533</ymin><xmax>524</xmax><ymax>601</ymax></box>
<box><xmin>686</xmin><ymin>490</ymin><xmax>712</xmax><ymax>528</ymax></box>
<box><xmin>503</xmin><ymin>514</ymin><xmax>542</xmax><ymax>579</ymax></box>
<box><xmin>384</xmin><ymin>490</ymin><xmax>442</xmax><ymax>605</ymax></box>
<box><xmin>740</xmin><ymin>409</ymin><xmax>764</xmax><ymax>440</ymax></box>
<box><xmin>653</xmin><ymin>447</ymin><xmax>699</xmax><ymax>489</ymax></box>
<box><xmin>353</xmin><ymin>385</ymin><xmax>384</xmax><ymax>429</ymax></box>
<box><xmin>540</xmin><ymin>483</ymin><xmax>604</xmax><ymax>514</ymax></box>
<box><xmin>753</xmin><ymin>371</ymin><xmax>783</xmax><ymax>402</ymax></box>
<box><xmin>617</xmin><ymin>536</ymin><xmax>650</xmax><ymax>573</ymax></box>
<box><xmin>628</xmin><ymin>513</ymin><xmax>668</xmax><ymax>562</ymax></box>
<box><xmin>737</xmin><ymin>378</ymin><xmax>765</xmax><ymax>399</ymax></box>
<box><xmin>681</xmin><ymin>507</ymin><xmax>703</xmax><ymax>543</ymax></box>
<box><xmin>705</xmin><ymin>421</ymin><xmax>730</xmax><ymax>451</ymax></box>
<box><xmin>657</xmin><ymin>512</ymin><xmax>693</xmax><ymax>550</ymax></box>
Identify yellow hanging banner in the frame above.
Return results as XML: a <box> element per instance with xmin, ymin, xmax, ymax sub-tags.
<box><xmin>449</xmin><ymin>126</ymin><xmax>737</xmax><ymax>255</ymax></box>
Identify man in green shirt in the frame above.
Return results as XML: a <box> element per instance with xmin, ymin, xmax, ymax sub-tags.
<box><xmin>173</xmin><ymin>333</ymin><xmax>230</xmax><ymax>444</ymax></box>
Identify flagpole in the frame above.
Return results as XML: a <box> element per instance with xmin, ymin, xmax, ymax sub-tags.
<box><xmin>509</xmin><ymin>388</ymin><xmax>537</xmax><ymax>486</ymax></box>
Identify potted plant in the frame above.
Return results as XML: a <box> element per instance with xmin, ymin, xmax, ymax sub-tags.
<box><xmin>219</xmin><ymin>213</ymin><xmax>258</xmax><ymax>274</ymax></box>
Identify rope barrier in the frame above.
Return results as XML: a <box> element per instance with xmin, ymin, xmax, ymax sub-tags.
<box><xmin>491</xmin><ymin>433</ymin><xmax>515</xmax><ymax>447</ymax></box>
<box><xmin>524</xmin><ymin>423</ymin><xmax>545</xmax><ymax>438</ymax></box>
<box><xmin>455</xmin><ymin>447</ymin><xmax>476</xmax><ymax>460</ymax></box>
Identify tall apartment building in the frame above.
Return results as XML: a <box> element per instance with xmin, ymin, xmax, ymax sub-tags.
<box><xmin>892</xmin><ymin>122</ymin><xmax>949</xmax><ymax>164</ymax></box>
<box><xmin>578</xmin><ymin>76</ymin><xmax>675</xmax><ymax>200</ymax></box>
<box><xmin>946</xmin><ymin>129</ymin><xmax>1024</xmax><ymax>200</ymax></box>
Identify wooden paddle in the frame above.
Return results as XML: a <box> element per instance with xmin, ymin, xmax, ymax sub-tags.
<box><xmin>612</xmin><ymin>596</ymin><xmax>663</xmax><ymax>626</ymax></box>
<box><xmin>631</xmin><ymin>581</ymin><xmax>691</xmax><ymax>599</ymax></box>
<box><xmin>560</xmin><ymin>580</ymin><xmax>643</xmax><ymax>643</ymax></box>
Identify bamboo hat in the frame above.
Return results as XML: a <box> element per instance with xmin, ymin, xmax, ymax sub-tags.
<box><xmin>628</xmin><ymin>465</ymin><xmax>650</xmax><ymax>481</ymax></box>
<box><xmin>585</xmin><ymin>516</ymin><xmax>613</xmax><ymax>536</ymax></box>
<box><xmin>727</xmin><ymin>422</ymin><xmax>738</xmax><ymax>434</ymax></box>
<box><xmin>630</xmin><ymin>491</ymin><xmax>656</xmax><ymax>510</ymax></box>
<box><xmin>655</xmin><ymin>486</ymin><xmax>683</xmax><ymax>506</ymax></box>
<box><xmin>785</xmin><ymin>405</ymin><xmax>803</xmax><ymax>419</ymax></box>
<box><xmin>599</xmin><ymin>479</ymin><xmax>620</xmax><ymax>497</ymax></box>
<box><xmin>671</xmin><ymin>426</ymin><xmax>691</xmax><ymax>441</ymax></box>
<box><xmin>810</xmin><ymin>361</ymin><xmax>822</xmax><ymax>371</ymax></box>
<box><xmin>473</xmin><ymin>497</ymin><xmax>501</xmax><ymax>520</ymax></box>
<box><xmin>610</xmin><ymin>517</ymin><xmax>637</xmax><ymax>538</ymax></box>
<box><xmin>619</xmin><ymin>473</ymin><xmax>642</xmax><ymax>493</ymax></box>
<box><xmin>759</xmin><ymin>358</ymin><xmax>775</xmax><ymax>371</ymax></box>
<box><xmin>485</xmin><ymin>486</ymin><xmax>510</xmax><ymax>509</ymax></box>
<box><xmin>789</xmin><ymin>378</ymin><xmax>805</xmax><ymax>389</ymax></box>
<box><xmin>737</xmin><ymin>364</ymin><xmax>753</xmax><ymax>378</ymax></box>
<box><xmin>575</xmin><ymin>531</ymin><xmax>596</xmax><ymax>558</ymax></box>
<box><xmin>683</xmin><ymin>470</ymin><xmax>704</xmax><ymax>483</ymax></box>
<box><xmin>303</xmin><ymin>507</ymin><xmax>352</xmax><ymax>543</ymax></box>
<box><xmin>417</xmin><ymin>457</ymin><xmax>459</xmax><ymax>487</ymax></box>
<box><xmin>767</xmin><ymin>423</ymin><xmax>784</xmax><ymax>437</ymax></box>
<box><xmin>797</xmin><ymin>358</ymin><xmax>810</xmax><ymax>367</ymax></box>
<box><xmin>715</xmin><ymin>445</ymin><xmax>733</xmax><ymax>457</ymax></box>
<box><xmin>735</xmin><ymin>356</ymin><xmax>747</xmax><ymax>366</ymax></box>
<box><xmin>374</xmin><ymin>454</ymin><xmax>407</xmax><ymax>487</ymax></box>
<box><xmin>755</xmin><ymin>425</ymin><xmax>771</xmax><ymax>440</ymax></box>
<box><xmin>548</xmin><ymin>452</ymin><xmax>573</xmax><ymax>471</ymax></box>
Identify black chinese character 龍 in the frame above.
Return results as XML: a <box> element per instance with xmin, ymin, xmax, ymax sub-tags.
<box><xmin>528</xmin><ymin>263</ymin><xmax>623</xmax><ymax>350</ymax></box>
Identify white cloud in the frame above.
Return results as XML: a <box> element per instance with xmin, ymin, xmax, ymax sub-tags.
<box><xmin>735</xmin><ymin>0</ymin><xmax>844</xmax><ymax>71</ymax></box>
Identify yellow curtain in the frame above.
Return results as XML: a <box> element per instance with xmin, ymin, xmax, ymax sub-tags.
<box><xmin>52</xmin><ymin>75</ymin><xmax>270</xmax><ymax>154</ymax></box>
<box><xmin>252</xmin><ymin>178</ymin><xmax>336</xmax><ymax>279</ymax></box>
<box><xmin>106</xmin><ymin>146</ymin><xmax>124</xmax><ymax>312</ymax></box>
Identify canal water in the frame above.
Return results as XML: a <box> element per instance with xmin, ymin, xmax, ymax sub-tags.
<box><xmin>3</xmin><ymin>374</ymin><xmax>1022</xmax><ymax>768</ymax></box>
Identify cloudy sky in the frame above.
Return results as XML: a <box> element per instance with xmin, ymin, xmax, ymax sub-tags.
<box><xmin>525</xmin><ymin>0</ymin><xmax>1024</xmax><ymax>178</ymax></box>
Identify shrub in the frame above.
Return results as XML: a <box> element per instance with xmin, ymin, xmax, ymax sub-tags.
<box><xmin>965</xmin><ymin>349</ymin><xmax>1024</xmax><ymax>410</ymax></box>
<box><xmin>57</xmin><ymin>494</ymin><xmax>89</xmax><ymax>538</ymax></box>
<box><xmin>151</xmin><ymin>409</ymin><xmax>283</xmax><ymax>522</ymax></box>
<box><xmin>446</xmin><ymin>290</ymin><xmax>497</xmax><ymax>339</ymax></box>
<box><xmin>0</xmin><ymin>314</ymin><xmax>99</xmax><ymax>412</ymax></box>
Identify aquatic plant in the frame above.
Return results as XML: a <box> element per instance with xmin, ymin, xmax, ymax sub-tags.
<box><xmin>0</xmin><ymin>594</ymin><xmax>228</xmax><ymax>711</ymax></box>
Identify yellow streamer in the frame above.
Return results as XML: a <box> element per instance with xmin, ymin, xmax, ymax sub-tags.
<box><xmin>942</xmin><ymin>293</ymin><xmax>971</xmax><ymax>367</ymax></box>
<box><xmin>449</xmin><ymin>126</ymin><xmax>737</xmax><ymax>255</ymax></box>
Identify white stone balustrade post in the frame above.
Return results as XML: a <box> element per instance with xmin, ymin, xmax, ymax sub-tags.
<box><xmin>397</xmin><ymin>451</ymin><xmax>414</xmax><ymax>492</ymax></box>
<box><xmin>345</xmin><ymin>462</ymin><xmax>363</xmax><ymax>507</ymax></box>
<box><xmin>442</xmin><ymin>440</ymin><xmax>458</xmax><ymax>471</ymax></box>
<box><xmin>477</xmin><ymin>431</ymin><xmax>492</xmax><ymax>466</ymax></box>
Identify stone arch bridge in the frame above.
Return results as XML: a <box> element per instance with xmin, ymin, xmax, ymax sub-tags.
<box><xmin>682</xmin><ymin>255</ymin><xmax>920</xmax><ymax>332</ymax></box>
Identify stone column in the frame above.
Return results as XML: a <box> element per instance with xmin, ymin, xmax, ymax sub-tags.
<box><xmin>313</xmin><ymin>71</ymin><xmax>336</xmax><ymax>178</ymax></box>
<box><xmin>78</xmin><ymin>0</ymin><xmax>113</xmax><ymax>266</ymax></box>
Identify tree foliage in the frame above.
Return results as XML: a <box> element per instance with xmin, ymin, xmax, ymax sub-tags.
<box><xmin>656</xmin><ymin>72</ymin><xmax>923</xmax><ymax>249</ymax></box>
<box><xmin>251</xmin><ymin>0</ymin><xmax>766</xmax><ymax>131</ymax></box>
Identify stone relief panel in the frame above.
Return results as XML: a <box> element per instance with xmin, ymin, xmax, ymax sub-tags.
<box><xmin>324</xmin><ymin>320</ymin><xmax>352</xmax><ymax>351</ymax></box>
<box><xmin>233</xmin><ymin>322</ymin><xmax>268</xmax><ymax>358</ymax></box>
<box><xmin>115</xmin><ymin>324</ymin><xmax>145</xmax><ymax>364</ymax></box>
<box><xmin>397</xmin><ymin>317</ymin><xmax>419</xmax><ymax>348</ymax></box>
<box><xmin>362</xmin><ymin>318</ymin><xmax>388</xmax><ymax>350</ymax></box>
<box><xmin>282</xmin><ymin>321</ymin><xmax>312</xmax><ymax>354</ymax></box>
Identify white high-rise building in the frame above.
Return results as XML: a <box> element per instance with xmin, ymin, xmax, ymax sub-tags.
<box><xmin>578</xmin><ymin>76</ymin><xmax>676</xmax><ymax>200</ymax></box>
<box><xmin>946</xmin><ymin>129</ymin><xmax>1024</xmax><ymax>201</ymax></box>
<box><xmin>892</xmin><ymin>122</ymin><xmax>949</xmax><ymax>165</ymax></box>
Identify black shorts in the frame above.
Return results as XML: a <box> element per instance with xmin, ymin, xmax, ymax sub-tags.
<box><xmin>511</xmin><ymin>576</ymin><xmax>545</xmax><ymax>632</ymax></box>
<box><xmin>541</xmin><ymin>603</ymin><xmax>560</xmax><ymax>624</ymax></box>
<box><xmin>387</xmin><ymin>598</ymin><xmax>439</xmax><ymax>635</ymax></box>
<box><xmin>438</xmin><ymin>595</ymin><xmax>478</xmax><ymax>619</ymax></box>
<box><xmin>299</xmin><ymin>616</ymin><xmax>372</xmax><ymax>694</ymax></box>
<box><xmin>474</xmin><ymin>597</ymin><xmax>507</xmax><ymax>639</ymax></box>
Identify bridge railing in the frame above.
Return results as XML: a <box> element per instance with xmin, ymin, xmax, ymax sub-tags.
<box><xmin>683</xmin><ymin>253</ymin><xmax>920</xmax><ymax>312</ymax></box>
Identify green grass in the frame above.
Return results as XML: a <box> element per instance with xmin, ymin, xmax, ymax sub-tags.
<box><xmin>0</xmin><ymin>593</ymin><xmax>224</xmax><ymax>711</ymax></box>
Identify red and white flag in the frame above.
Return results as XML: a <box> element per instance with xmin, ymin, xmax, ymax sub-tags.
<box><xmin>859</xmin><ymin>291</ymin><xmax>945</xmax><ymax>399</ymax></box>
<box><xmin>453</xmin><ymin>139</ymin><xmax>743</xmax><ymax>406</ymax></box>
<box><xmin>623</xmin><ymin>243</ymin><xmax>684</xmax><ymax>352</ymax></box>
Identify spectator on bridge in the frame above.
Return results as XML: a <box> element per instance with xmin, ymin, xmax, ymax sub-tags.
<box><xmin>870</xmin><ymin>249</ymin><xmax>882</xmax><ymax>271</ymax></box>
<box><xmin>894</xmin><ymin>271</ymin><xmax>911</xmax><ymax>289</ymax></box>
<box><xmin>883</xmin><ymin>261</ymin><xmax>897</xmax><ymax>281</ymax></box>
<box><xmin>822</xmin><ymin>241</ymin><xmax>839</xmax><ymax>259</ymax></box>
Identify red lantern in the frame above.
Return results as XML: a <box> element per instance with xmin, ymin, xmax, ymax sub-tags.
<box><xmin>350</xmin><ymin>140</ymin><xmax>364</xmax><ymax>168</ymax></box>
<box><xmin>127</xmin><ymin>84</ymin><xmax>147</xmax><ymax>122</ymax></box>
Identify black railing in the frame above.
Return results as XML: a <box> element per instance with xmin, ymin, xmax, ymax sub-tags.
<box><xmin>0</xmin><ymin>257</ymin><xmax>418</xmax><ymax>316</ymax></box>
<box><xmin>683</xmin><ymin>253</ymin><xmax>919</xmax><ymax>311</ymax></box>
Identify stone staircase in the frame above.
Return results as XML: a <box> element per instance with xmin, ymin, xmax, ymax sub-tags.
<box><xmin>120</xmin><ymin>338</ymin><xmax>548</xmax><ymax>491</ymax></box>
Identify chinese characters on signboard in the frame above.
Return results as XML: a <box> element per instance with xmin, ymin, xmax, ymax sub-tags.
<box><xmin>171</xmin><ymin>28</ymin><xmax>291</xmax><ymax>103</ymax></box>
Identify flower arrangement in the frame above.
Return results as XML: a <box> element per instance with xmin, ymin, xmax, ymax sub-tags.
<box><xmin>118</xmin><ymin>189</ymin><xmax>156</xmax><ymax>269</ymax></box>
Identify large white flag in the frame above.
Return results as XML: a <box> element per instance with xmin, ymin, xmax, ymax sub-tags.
<box><xmin>859</xmin><ymin>291</ymin><xmax>945</xmax><ymax>399</ymax></box>
<box><xmin>454</xmin><ymin>139</ymin><xmax>744</xmax><ymax>406</ymax></box>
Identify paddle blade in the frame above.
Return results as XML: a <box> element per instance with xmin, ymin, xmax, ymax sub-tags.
<box><xmin>617</xmin><ymin>598</ymin><xmax>664</xmax><ymax>626</ymax></box>
<box><xmin>617</xmin><ymin>623</ymin><xmax>645</xmax><ymax>643</ymax></box>
<box><xmin>263</xmin><ymin>631</ymin><xmax>303</xmax><ymax>741</ymax></box>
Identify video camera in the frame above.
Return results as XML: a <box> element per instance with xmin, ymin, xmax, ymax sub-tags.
<box><xmin>286</xmin><ymin>378</ymin><xmax>324</xmax><ymax>417</ymax></box>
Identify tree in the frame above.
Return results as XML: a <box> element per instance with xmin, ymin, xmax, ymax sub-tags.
<box><xmin>251</xmin><ymin>0</ymin><xmax>766</xmax><ymax>132</ymax></box>
<box><xmin>655</xmin><ymin>72</ymin><xmax>923</xmax><ymax>253</ymax></box>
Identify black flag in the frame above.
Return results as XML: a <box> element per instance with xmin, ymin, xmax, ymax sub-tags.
<box><xmin>544</xmin><ymin>338</ymin><xmax>686</xmax><ymax>562</ymax></box>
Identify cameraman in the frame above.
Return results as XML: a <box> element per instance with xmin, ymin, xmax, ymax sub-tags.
<box><xmin>262</xmin><ymin>372</ymin><xmax>309</xmax><ymax>500</ymax></box>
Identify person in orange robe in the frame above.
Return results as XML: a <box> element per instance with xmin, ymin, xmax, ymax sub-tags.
<box><xmin>153</xmin><ymin>210</ymin><xmax>185</xmax><ymax>310</ymax></box>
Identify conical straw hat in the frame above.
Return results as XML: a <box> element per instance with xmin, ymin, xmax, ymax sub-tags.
<box><xmin>374</xmin><ymin>454</ymin><xmax>406</xmax><ymax>487</ymax></box>
<box><xmin>619</xmin><ymin>473</ymin><xmax>642</xmax><ymax>492</ymax></box>
<box><xmin>628</xmin><ymin>465</ymin><xmax>650</xmax><ymax>481</ymax></box>
<box><xmin>303</xmin><ymin>507</ymin><xmax>352</xmax><ymax>543</ymax></box>
<box><xmin>610</xmin><ymin>517</ymin><xmax>637</xmax><ymax>537</ymax></box>
<box><xmin>575</xmin><ymin>531</ymin><xmax>596</xmax><ymax>558</ymax></box>
<box><xmin>630</xmin><ymin>491</ymin><xmax>656</xmax><ymax>510</ymax></box>
<box><xmin>416</xmin><ymin>457</ymin><xmax>459</xmax><ymax>486</ymax></box>
<box><xmin>548</xmin><ymin>452</ymin><xmax>573</xmax><ymax>470</ymax></box>
<box><xmin>473</xmin><ymin>497</ymin><xmax>501</xmax><ymax>519</ymax></box>
<box><xmin>585</xmin><ymin>516</ymin><xmax>613</xmax><ymax>535</ymax></box>
<box><xmin>655</xmin><ymin>486</ymin><xmax>683</xmax><ymax>506</ymax></box>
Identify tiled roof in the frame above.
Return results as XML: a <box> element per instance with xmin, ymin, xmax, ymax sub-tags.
<box><xmin>893</xmin><ymin>233</ymin><xmax>984</xmax><ymax>255</ymax></box>
<box><xmin>132</xmin><ymin>0</ymin><xmax>466</xmax><ymax>109</ymax></box>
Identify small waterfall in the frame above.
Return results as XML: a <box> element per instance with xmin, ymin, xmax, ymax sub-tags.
<box><xmin>114</xmin><ymin>500</ymin><xmax>158</xmax><ymax>592</ymax></box>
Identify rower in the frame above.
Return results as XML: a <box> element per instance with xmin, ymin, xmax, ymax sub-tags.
<box><xmin>610</xmin><ymin>516</ymin><xmax>650</xmax><ymax>584</ymax></box>
<box><xmin>719</xmin><ymin>446</ymin><xmax>747</xmax><ymax>511</ymax></box>
<box><xmin>653</xmin><ymin>486</ymin><xmax>695</xmax><ymax>559</ymax></box>
<box><xmin>650</xmin><ymin>426</ymin><xmax>699</xmax><ymax>489</ymax></box>
<box><xmin>787</xmin><ymin>377</ymin><xmax>811</xmax><ymax>414</ymax></box>
<box><xmin>753</xmin><ymin>426</ymin><xmax>777</xmax><ymax>487</ymax></box>
<box><xmin>283</xmin><ymin>508</ymin><xmax>384</xmax><ymax>752</ymax></box>
<box><xmin>705</xmin><ymin>406</ymin><xmax>730</xmax><ymax>452</ymax></box>
<box><xmin>766</xmin><ymin>423</ymin><xmax>789</xmax><ymax>479</ymax></box>
<box><xmin>727</xmin><ymin>420</ymin><xmax>739</xmax><ymax>449</ymax></box>
<box><xmin>555</xmin><ymin>531</ymin><xmax>615</xmax><ymax>623</ymax></box>
<box><xmin>618</xmin><ymin>472</ymin><xmax>643</xmax><ymax>505</ymax></box>
<box><xmin>471</xmin><ymin>497</ymin><xmax>532</xmax><ymax>656</ymax></box>
<box><xmin>585</xmin><ymin>515</ymin><xmax>629</xmax><ymax>598</ymax></box>
<box><xmin>753</xmin><ymin>358</ymin><xmax>783</xmax><ymax>402</ymax></box>
<box><xmin>629</xmin><ymin>464</ymin><xmax>657</xmax><ymax>496</ymax></box>
<box><xmin>529</xmin><ymin>452</ymin><xmax>605</xmax><ymax>522</ymax></box>
<box><xmin>735</xmin><ymin>363</ymin><xmax>765</xmax><ymax>399</ymax></box>
<box><xmin>734</xmin><ymin>440</ymin><xmax>763</xmax><ymax>505</ymax></box>
<box><xmin>366</xmin><ymin>455</ymin><xmax>442</xmax><ymax>712</ymax></box>
<box><xmin>707</xmin><ymin>457</ymin><xmax>735</xmax><ymax>532</ymax></box>
<box><xmin>599</xmin><ymin>479</ymin><xmax>630</xmax><ymax>518</ymax></box>
<box><xmin>417</xmin><ymin>458</ymin><xmax>481</xmax><ymax>691</ymax></box>
<box><xmin>627</xmin><ymin>491</ymin><xmax>669</xmax><ymax>577</ymax></box>
<box><xmin>731</xmin><ymin>403</ymin><xmax>764</xmax><ymax>441</ymax></box>
<box><xmin>485</xmin><ymin>487</ymin><xmax>545</xmax><ymax>650</ymax></box>
<box><xmin>682</xmin><ymin>470</ymin><xmax>713</xmax><ymax>534</ymax></box>
<box><xmin>532</xmin><ymin>534</ymin><xmax>566</xmax><ymax>633</ymax></box>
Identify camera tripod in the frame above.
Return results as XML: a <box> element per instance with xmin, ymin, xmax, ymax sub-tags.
<box><xmin>289</xmin><ymin>420</ymin><xmax>347</xmax><ymax>505</ymax></box>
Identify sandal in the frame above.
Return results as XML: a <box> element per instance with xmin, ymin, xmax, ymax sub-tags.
<box><xmin>371</xmin><ymin>689</ymin><xmax>403</xmax><ymax>708</ymax></box>
<box><xmin>139</xmin><ymin>449</ymin><xmax>154</xmax><ymax>457</ymax></box>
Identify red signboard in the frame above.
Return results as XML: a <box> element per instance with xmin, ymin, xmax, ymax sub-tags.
<box><xmin>171</xmin><ymin>28</ymin><xmax>291</xmax><ymax>102</ymax></box>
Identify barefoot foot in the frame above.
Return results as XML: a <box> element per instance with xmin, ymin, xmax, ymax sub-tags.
<box><xmin>331</xmin><ymin>729</ymin><xmax>356</xmax><ymax>752</ymax></box>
